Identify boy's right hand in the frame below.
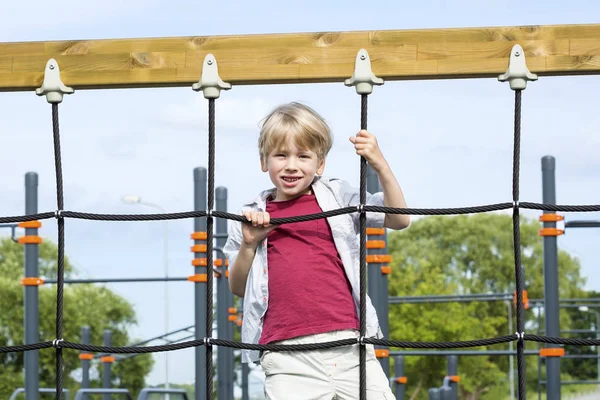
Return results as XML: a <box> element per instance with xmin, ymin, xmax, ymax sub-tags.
<box><xmin>241</xmin><ymin>211</ymin><xmax>277</xmax><ymax>247</ymax></box>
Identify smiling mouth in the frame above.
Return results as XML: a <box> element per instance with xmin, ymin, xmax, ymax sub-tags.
<box><xmin>282</xmin><ymin>177</ymin><xmax>301</xmax><ymax>182</ymax></box>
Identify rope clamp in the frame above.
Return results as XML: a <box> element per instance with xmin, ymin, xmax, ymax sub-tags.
<box><xmin>344</xmin><ymin>49</ymin><xmax>384</xmax><ymax>95</ymax></box>
<box><xmin>498</xmin><ymin>44</ymin><xmax>538</xmax><ymax>91</ymax></box>
<box><xmin>204</xmin><ymin>337</ymin><xmax>212</xmax><ymax>346</ymax></box>
<box><xmin>52</xmin><ymin>339</ymin><xmax>64</xmax><ymax>348</ymax></box>
<box><xmin>35</xmin><ymin>59</ymin><xmax>74</xmax><ymax>104</ymax></box>
<box><xmin>357</xmin><ymin>336</ymin><xmax>365</xmax><ymax>345</ymax></box>
<box><xmin>192</xmin><ymin>54</ymin><xmax>232</xmax><ymax>99</ymax></box>
<box><xmin>54</xmin><ymin>210</ymin><xmax>63</xmax><ymax>219</ymax></box>
<box><xmin>206</xmin><ymin>209</ymin><xmax>213</xmax><ymax>218</ymax></box>
<box><xmin>356</xmin><ymin>204</ymin><xmax>364</xmax><ymax>213</ymax></box>
<box><xmin>515</xmin><ymin>332</ymin><xmax>524</xmax><ymax>341</ymax></box>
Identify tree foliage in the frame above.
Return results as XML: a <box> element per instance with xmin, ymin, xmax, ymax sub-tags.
<box><xmin>386</xmin><ymin>213</ymin><xmax>588</xmax><ymax>400</ymax></box>
<box><xmin>0</xmin><ymin>237</ymin><xmax>154</xmax><ymax>398</ymax></box>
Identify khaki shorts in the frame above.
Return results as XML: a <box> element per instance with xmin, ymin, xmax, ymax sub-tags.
<box><xmin>260</xmin><ymin>330</ymin><xmax>396</xmax><ymax>400</ymax></box>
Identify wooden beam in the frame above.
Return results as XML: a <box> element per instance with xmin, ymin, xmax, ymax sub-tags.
<box><xmin>1</xmin><ymin>23</ymin><xmax>599</xmax><ymax>92</ymax></box>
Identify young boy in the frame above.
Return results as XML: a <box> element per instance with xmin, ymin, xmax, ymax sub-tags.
<box><xmin>223</xmin><ymin>102</ymin><xmax>409</xmax><ymax>399</ymax></box>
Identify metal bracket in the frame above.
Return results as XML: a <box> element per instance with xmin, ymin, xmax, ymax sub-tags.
<box><xmin>35</xmin><ymin>59</ymin><xmax>74</xmax><ymax>103</ymax></box>
<box><xmin>344</xmin><ymin>49</ymin><xmax>384</xmax><ymax>94</ymax></box>
<box><xmin>498</xmin><ymin>44</ymin><xmax>538</xmax><ymax>90</ymax></box>
<box><xmin>192</xmin><ymin>54</ymin><xmax>231</xmax><ymax>99</ymax></box>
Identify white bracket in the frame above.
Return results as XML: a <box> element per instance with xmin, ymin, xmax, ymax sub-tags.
<box><xmin>192</xmin><ymin>54</ymin><xmax>231</xmax><ymax>99</ymax></box>
<box><xmin>344</xmin><ymin>49</ymin><xmax>384</xmax><ymax>95</ymax></box>
<box><xmin>498</xmin><ymin>44</ymin><xmax>538</xmax><ymax>91</ymax></box>
<box><xmin>35</xmin><ymin>59</ymin><xmax>74</xmax><ymax>104</ymax></box>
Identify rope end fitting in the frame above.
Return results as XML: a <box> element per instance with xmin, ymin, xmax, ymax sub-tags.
<box><xmin>35</xmin><ymin>59</ymin><xmax>74</xmax><ymax>104</ymax></box>
<box><xmin>498</xmin><ymin>44</ymin><xmax>538</xmax><ymax>91</ymax></box>
<box><xmin>192</xmin><ymin>54</ymin><xmax>231</xmax><ymax>99</ymax></box>
<box><xmin>344</xmin><ymin>49</ymin><xmax>384</xmax><ymax>95</ymax></box>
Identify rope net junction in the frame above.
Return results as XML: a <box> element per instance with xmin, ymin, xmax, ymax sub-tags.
<box><xmin>1</xmin><ymin>48</ymin><xmax>600</xmax><ymax>400</ymax></box>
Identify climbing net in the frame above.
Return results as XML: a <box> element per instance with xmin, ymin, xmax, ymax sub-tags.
<box><xmin>1</xmin><ymin>46</ymin><xmax>600</xmax><ymax>400</ymax></box>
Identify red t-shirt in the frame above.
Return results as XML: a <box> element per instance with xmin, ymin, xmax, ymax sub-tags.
<box><xmin>259</xmin><ymin>193</ymin><xmax>359</xmax><ymax>344</ymax></box>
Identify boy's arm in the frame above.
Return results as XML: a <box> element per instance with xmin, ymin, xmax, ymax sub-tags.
<box><xmin>228</xmin><ymin>242</ymin><xmax>259</xmax><ymax>298</ymax></box>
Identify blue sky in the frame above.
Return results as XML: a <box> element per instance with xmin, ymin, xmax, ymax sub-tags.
<box><xmin>1</xmin><ymin>0</ymin><xmax>600</xmax><ymax>394</ymax></box>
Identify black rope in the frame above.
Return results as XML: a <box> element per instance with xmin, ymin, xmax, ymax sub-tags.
<box><xmin>206</xmin><ymin>98</ymin><xmax>215</xmax><ymax>400</ymax></box>
<box><xmin>359</xmin><ymin>93</ymin><xmax>368</xmax><ymax>400</ymax></box>
<box><xmin>511</xmin><ymin>89</ymin><xmax>526</xmax><ymax>400</ymax></box>
<box><xmin>51</xmin><ymin>103</ymin><xmax>66</xmax><ymax>400</ymax></box>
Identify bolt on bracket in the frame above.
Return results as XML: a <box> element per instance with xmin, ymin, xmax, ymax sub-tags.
<box><xmin>498</xmin><ymin>44</ymin><xmax>538</xmax><ymax>91</ymax></box>
<box><xmin>344</xmin><ymin>49</ymin><xmax>384</xmax><ymax>95</ymax></box>
<box><xmin>35</xmin><ymin>59</ymin><xmax>74</xmax><ymax>104</ymax></box>
<box><xmin>192</xmin><ymin>54</ymin><xmax>231</xmax><ymax>99</ymax></box>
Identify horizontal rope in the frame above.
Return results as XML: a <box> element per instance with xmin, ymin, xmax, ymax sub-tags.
<box><xmin>1</xmin><ymin>334</ymin><xmax>595</xmax><ymax>355</ymax></box>
<box><xmin>1</xmin><ymin>201</ymin><xmax>598</xmax><ymax>225</ymax></box>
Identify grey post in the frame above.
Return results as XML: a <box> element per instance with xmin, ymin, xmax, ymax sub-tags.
<box><xmin>194</xmin><ymin>167</ymin><xmax>208</xmax><ymax>400</ymax></box>
<box><xmin>241</xmin><ymin>298</ymin><xmax>249</xmax><ymax>400</ymax></box>
<box><xmin>81</xmin><ymin>326</ymin><xmax>91</xmax><ymax>400</ymax></box>
<box><xmin>216</xmin><ymin>186</ymin><xmax>233</xmax><ymax>400</ymax></box>
<box><xmin>366</xmin><ymin>165</ymin><xmax>389</xmax><ymax>376</ymax></box>
<box><xmin>24</xmin><ymin>172</ymin><xmax>39</xmax><ymax>400</ymax></box>
<box><xmin>103</xmin><ymin>330</ymin><xmax>112</xmax><ymax>400</ymax></box>
<box><xmin>394</xmin><ymin>356</ymin><xmax>405</xmax><ymax>400</ymax></box>
<box><xmin>428</xmin><ymin>388</ymin><xmax>441</xmax><ymax>400</ymax></box>
<box><xmin>542</xmin><ymin>155</ymin><xmax>561</xmax><ymax>400</ymax></box>
<box><xmin>447</xmin><ymin>356</ymin><xmax>458</xmax><ymax>400</ymax></box>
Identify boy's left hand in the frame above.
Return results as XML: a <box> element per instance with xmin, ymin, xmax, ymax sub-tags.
<box><xmin>349</xmin><ymin>130</ymin><xmax>387</xmax><ymax>171</ymax></box>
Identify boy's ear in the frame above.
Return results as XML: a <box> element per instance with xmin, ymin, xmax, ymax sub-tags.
<box><xmin>316</xmin><ymin>157</ymin><xmax>326</xmax><ymax>175</ymax></box>
<box><xmin>260</xmin><ymin>156</ymin><xmax>268</xmax><ymax>172</ymax></box>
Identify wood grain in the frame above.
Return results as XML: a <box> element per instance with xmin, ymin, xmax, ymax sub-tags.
<box><xmin>0</xmin><ymin>23</ymin><xmax>599</xmax><ymax>91</ymax></box>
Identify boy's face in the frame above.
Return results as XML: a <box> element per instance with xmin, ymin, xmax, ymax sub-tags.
<box><xmin>261</xmin><ymin>137</ymin><xmax>325</xmax><ymax>201</ymax></box>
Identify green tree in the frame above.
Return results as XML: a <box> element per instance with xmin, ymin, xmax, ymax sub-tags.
<box><xmin>0</xmin><ymin>236</ymin><xmax>154</xmax><ymax>398</ymax></box>
<box><xmin>387</xmin><ymin>214</ymin><xmax>586</xmax><ymax>400</ymax></box>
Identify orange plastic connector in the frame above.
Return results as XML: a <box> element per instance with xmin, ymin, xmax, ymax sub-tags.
<box><xmin>101</xmin><ymin>356</ymin><xmax>115</xmax><ymax>363</ymax></box>
<box><xmin>380</xmin><ymin>266</ymin><xmax>392</xmax><ymax>275</ymax></box>
<box><xmin>191</xmin><ymin>232</ymin><xmax>207</xmax><ymax>240</ymax></box>
<box><xmin>228</xmin><ymin>315</ymin><xmax>238</xmax><ymax>322</ymax></box>
<box><xmin>396</xmin><ymin>377</ymin><xmax>408</xmax><ymax>384</ymax></box>
<box><xmin>513</xmin><ymin>290</ymin><xmax>530</xmax><ymax>309</ymax></box>
<box><xmin>192</xmin><ymin>258</ymin><xmax>225</xmax><ymax>267</ymax></box>
<box><xmin>366</xmin><ymin>255</ymin><xmax>392</xmax><ymax>263</ymax></box>
<box><xmin>366</xmin><ymin>240</ymin><xmax>386</xmax><ymax>249</ymax></box>
<box><xmin>18</xmin><ymin>221</ymin><xmax>42</xmax><ymax>229</ymax></box>
<box><xmin>187</xmin><ymin>274</ymin><xmax>208</xmax><ymax>283</ymax></box>
<box><xmin>79</xmin><ymin>353</ymin><xmax>94</xmax><ymax>360</ymax></box>
<box><xmin>374</xmin><ymin>349</ymin><xmax>389</xmax><ymax>358</ymax></box>
<box><xmin>540</xmin><ymin>348</ymin><xmax>564</xmax><ymax>357</ymax></box>
<box><xmin>21</xmin><ymin>277</ymin><xmax>44</xmax><ymax>286</ymax></box>
<box><xmin>236</xmin><ymin>319</ymin><xmax>243</xmax><ymax>327</ymax></box>
<box><xmin>191</xmin><ymin>244</ymin><xmax>207</xmax><ymax>253</ymax></box>
<box><xmin>450</xmin><ymin>376</ymin><xmax>460</xmax><ymax>383</ymax></box>
<box><xmin>366</xmin><ymin>228</ymin><xmax>385</xmax><ymax>236</ymax></box>
<box><xmin>228</xmin><ymin>307</ymin><xmax>237</xmax><ymax>314</ymax></box>
<box><xmin>18</xmin><ymin>236</ymin><xmax>42</xmax><ymax>244</ymax></box>
<box><xmin>539</xmin><ymin>214</ymin><xmax>563</xmax><ymax>222</ymax></box>
<box><xmin>539</xmin><ymin>228</ymin><xmax>564</xmax><ymax>237</ymax></box>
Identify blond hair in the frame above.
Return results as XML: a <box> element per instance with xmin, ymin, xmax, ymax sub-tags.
<box><xmin>258</xmin><ymin>102</ymin><xmax>333</xmax><ymax>162</ymax></box>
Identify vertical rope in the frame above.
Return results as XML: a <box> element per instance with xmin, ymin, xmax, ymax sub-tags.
<box><xmin>52</xmin><ymin>103</ymin><xmax>65</xmax><ymax>400</ymax></box>
<box><xmin>511</xmin><ymin>89</ymin><xmax>526</xmax><ymax>400</ymax></box>
<box><xmin>359</xmin><ymin>93</ymin><xmax>368</xmax><ymax>400</ymax></box>
<box><xmin>206</xmin><ymin>98</ymin><xmax>215</xmax><ymax>400</ymax></box>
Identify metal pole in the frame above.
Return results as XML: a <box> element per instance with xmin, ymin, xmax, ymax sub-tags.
<box><xmin>506</xmin><ymin>301</ymin><xmax>515</xmax><ymax>400</ymax></box>
<box><xmin>542</xmin><ymin>155</ymin><xmax>561</xmax><ymax>400</ymax></box>
<box><xmin>194</xmin><ymin>167</ymin><xmax>208</xmax><ymax>400</ymax></box>
<box><xmin>394</xmin><ymin>356</ymin><xmax>405</xmax><ymax>400</ymax></box>
<box><xmin>216</xmin><ymin>186</ymin><xmax>232</xmax><ymax>400</ymax></box>
<box><xmin>24</xmin><ymin>172</ymin><xmax>39</xmax><ymax>400</ymax></box>
<box><xmin>366</xmin><ymin>164</ymin><xmax>389</xmax><ymax>376</ymax></box>
<box><xmin>240</xmin><ymin>298</ymin><xmax>249</xmax><ymax>400</ymax></box>
<box><xmin>447</xmin><ymin>356</ymin><xmax>458</xmax><ymax>400</ymax></box>
<box><xmin>103</xmin><ymin>330</ymin><xmax>112</xmax><ymax>400</ymax></box>
<box><xmin>81</xmin><ymin>326</ymin><xmax>91</xmax><ymax>400</ymax></box>
<box><xmin>162</xmin><ymin>211</ymin><xmax>170</xmax><ymax>399</ymax></box>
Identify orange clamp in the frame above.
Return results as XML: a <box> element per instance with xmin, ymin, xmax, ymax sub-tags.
<box><xmin>21</xmin><ymin>277</ymin><xmax>44</xmax><ymax>286</ymax></box>
<box><xmin>228</xmin><ymin>307</ymin><xmax>237</xmax><ymax>314</ymax></box>
<box><xmin>191</xmin><ymin>244</ymin><xmax>207</xmax><ymax>253</ymax></box>
<box><xmin>79</xmin><ymin>353</ymin><xmax>94</xmax><ymax>360</ymax></box>
<box><xmin>366</xmin><ymin>228</ymin><xmax>385</xmax><ymax>236</ymax></box>
<box><xmin>539</xmin><ymin>228</ymin><xmax>564</xmax><ymax>237</ymax></box>
<box><xmin>18</xmin><ymin>221</ymin><xmax>42</xmax><ymax>229</ymax></box>
<box><xmin>366</xmin><ymin>255</ymin><xmax>392</xmax><ymax>263</ymax></box>
<box><xmin>540</xmin><ymin>348</ymin><xmax>564</xmax><ymax>357</ymax></box>
<box><xmin>513</xmin><ymin>290</ymin><xmax>529</xmax><ymax>309</ymax></box>
<box><xmin>101</xmin><ymin>356</ymin><xmax>115</xmax><ymax>363</ymax></box>
<box><xmin>228</xmin><ymin>315</ymin><xmax>238</xmax><ymax>322</ymax></box>
<box><xmin>18</xmin><ymin>236</ymin><xmax>42</xmax><ymax>244</ymax></box>
<box><xmin>449</xmin><ymin>375</ymin><xmax>460</xmax><ymax>383</ymax></box>
<box><xmin>396</xmin><ymin>377</ymin><xmax>408</xmax><ymax>384</ymax></box>
<box><xmin>192</xmin><ymin>258</ymin><xmax>225</xmax><ymax>267</ymax></box>
<box><xmin>380</xmin><ymin>266</ymin><xmax>392</xmax><ymax>275</ymax></box>
<box><xmin>191</xmin><ymin>232</ymin><xmax>207</xmax><ymax>240</ymax></box>
<box><xmin>539</xmin><ymin>214</ymin><xmax>563</xmax><ymax>222</ymax></box>
<box><xmin>366</xmin><ymin>240</ymin><xmax>386</xmax><ymax>249</ymax></box>
<box><xmin>187</xmin><ymin>274</ymin><xmax>208</xmax><ymax>283</ymax></box>
<box><xmin>374</xmin><ymin>349</ymin><xmax>389</xmax><ymax>358</ymax></box>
